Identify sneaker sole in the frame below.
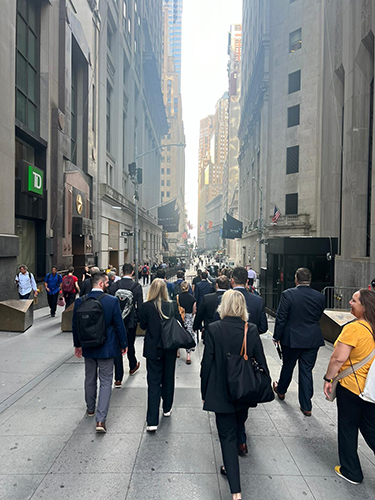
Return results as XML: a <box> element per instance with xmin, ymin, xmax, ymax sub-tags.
<box><xmin>96</xmin><ymin>427</ymin><xmax>106</xmax><ymax>433</ymax></box>
<box><xmin>114</xmin><ymin>385</ymin><xmax>122</xmax><ymax>388</ymax></box>
<box><xmin>335</xmin><ymin>469</ymin><xmax>360</xmax><ymax>485</ymax></box>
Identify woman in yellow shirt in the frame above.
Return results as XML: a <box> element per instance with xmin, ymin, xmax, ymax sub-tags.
<box><xmin>324</xmin><ymin>289</ymin><xmax>375</xmax><ymax>485</ymax></box>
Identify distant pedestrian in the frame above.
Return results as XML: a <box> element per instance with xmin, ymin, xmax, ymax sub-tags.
<box><xmin>156</xmin><ymin>269</ymin><xmax>174</xmax><ymax>298</ymax></box>
<box><xmin>15</xmin><ymin>265</ymin><xmax>38</xmax><ymax>300</ymax></box>
<box><xmin>62</xmin><ymin>266</ymin><xmax>80</xmax><ymax>309</ymax></box>
<box><xmin>247</xmin><ymin>266</ymin><xmax>257</xmax><ymax>287</ymax></box>
<box><xmin>141</xmin><ymin>263</ymin><xmax>150</xmax><ymax>285</ymax></box>
<box><xmin>72</xmin><ymin>272</ymin><xmax>127</xmax><ymax>433</ymax></box>
<box><xmin>192</xmin><ymin>269</ymin><xmax>202</xmax><ymax>294</ymax></box>
<box><xmin>194</xmin><ymin>271</ymin><xmax>214</xmax><ymax>308</ymax></box>
<box><xmin>193</xmin><ymin>275</ymin><xmax>230</xmax><ymax>333</ymax></box>
<box><xmin>273</xmin><ymin>267</ymin><xmax>325</xmax><ymax>416</ymax></box>
<box><xmin>176</xmin><ymin>281</ymin><xmax>196</xmax><ymax>364</ymax></box>
<box><xmin>80</xmin><ymin>266</ymin><xmax>100</xmax><ymax>297</ymax></box>
<box><xmin>44</xmin><ymin>266</ymin><xmax>62</xmax><ymax>317</ymax></box>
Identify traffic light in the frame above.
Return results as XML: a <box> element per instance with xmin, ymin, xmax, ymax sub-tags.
<box><xmin>137</xmin><ymin>167</ymin><xmax>143</xmax><ymax>184</ymax></box>
<box><xmin>128</xmin><ymin>162</ymin><xmax>136</xmax><ymax>177</ymax></box>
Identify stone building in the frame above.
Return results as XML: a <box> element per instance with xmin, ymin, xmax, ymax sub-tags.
<box><xmin>197</xmin><ymin>115</ymin><xmax>214</xmax><ymax>248</ymax></box>
<box><xmin>206</xmin><ymin>194</ymin><xmax>223</xmax><ymax>250</ymax></box>
<box><xmin>239</xmin><ymin>0</ymin><xmax>323</xmax><ymax>271</ymax></box>
<box><xmin>97</xmin><ymin>0</ymin><xmax>168</xmax><ymax>270</ymax></box>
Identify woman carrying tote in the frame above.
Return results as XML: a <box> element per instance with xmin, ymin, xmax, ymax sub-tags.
<box><xmin>140</xmin><ymin>278</ymin><xmax>180</xmax><ymax>432</ymax></box>
<box><xmin>177</xmin><ymin>281</ymin><xmax>197</xmax><ymax>365</ymax></box>
<box><xmin>324</xmin><ymin>289</ymin><xmax>375</xmax><ymax>485</ymax></box>
<box><xmin>201</xmin><ymin>290</ymin><xmax>270</xmax><ymax>500</ymax></box>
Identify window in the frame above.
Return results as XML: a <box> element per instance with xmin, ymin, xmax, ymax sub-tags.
<box><xmin>288</xmin><ymin>70</ymin><xmax>301</xmax><ymax>94</ymax></box>
<box><xmin>289</xmin><ymin>28</ymin><xmax>302</xmax><ymax>53</ymax></box>
<box><xmin>161</xmin><ymin>168</ymin><xmax>165</xmax><ymax>174</ymax></box>
<box><xmin>286</xmin><ymin>146</ymin><xmax>299</xmax><ymax>174</ymax></box>
<box><xmin>161</xmin><ymin>191</ymin><xmax>164</xmax><ymax>198</ymax></box>
<box><xmin>288</xmin><ymin>104</ymin><xmax>300</xmax><ymax>127</ymax></box>
<box><xmin>167</xmin><ymin>133</ymin><xmax>171</xmax><ymax>140</ymax></box>
<box><xmin>71</xmin><ymin>60</ymin><xmax>77</xmax><ymax>164</ymax></box>
<box><xmin>16</xmin><ymin>0</ymin><xmax>39</xmax><ymax>132</ymax></box>
<box><xmin>167</xmin><ymin>156</ymin><xmax>171</xmax><ymax>163</ymax></box>
<box><xmin>122</xmin><ymin>178</ymin><xmax>127</xmax><ymax>195</ymax></box>
<box><xmin>167</xmin><ymin>180</ymin><xmax>170</xmax><ymax>186</ymax></box>
<box><xmin>167</xmin><ymin>168</ymin><xmax>170</xmax><ymax>175</ymax></box>
<box><xmin>92</xmin><ymin>84</ymin><xmax>96</xmax><ymax>132</ymax></box>
<box><xmin>285</xmin><ymin>193</ymin><xmax>298</xmax><ymax>214</ymax></box>
<box><xmin>106</xmin><ymin>162</ymin><xmax>114</xmax><ymax>187</ymax></box>
<box><xmin>106</xmin><ymin>82</ymin><xmax>112</xmax><ymax>152</ymax></box>
<box><xmin>161</xmin><ymin>156</ymin><xmax>165</xmax><ymax>162</ymax></box>
<box><xmin>166</xmin><ymin>191</ymin><xmax>170</xmax><ymax>198</ymax></box>
<box><xmin>161</xmin><ymin>180</ymin><xmax>165</xmax><ymax>186</ymax></box>
<box><xmin>107</xmin><ymin>25</ymin><xmax>113</xmax><ymax>52</ymax></box>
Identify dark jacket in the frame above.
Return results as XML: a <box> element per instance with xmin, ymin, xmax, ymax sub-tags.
<box><xmin>194</xmin><ymin>280</ymin><xmax>214</xmax><ymax>308</ymax></box>
<box><xmin>193</xmin><ymin>290</ymin><xmax>226</xmax><ymax>331</ymax></box>
<box><xmin>273</xmin><ymin>285</ymin><xmax>326</xmax><ymax>348</ymax></box>
<box><xmin>109</xmin><ymin>277</ymin><xmax>143</xmax><ymax>329</ymax></box>
<box><xmin>201</xmin><ymin>317</ymin><xmax>270</xmax><ymax>413</ymax></box>
<box><xmin>79</xmin><ymin>278</ymin><xmax>93</xmax><ymax>297</ymax></box>
<box><xmin>140</xmin><ymin>300</ymin><xmax>181</xmax><ymax>360</ymax></box>
<box><xmin>233</xmin><ymin>287</ymin><xmax>268</xmax><ymax>334</ymax></box>
<box><xmin>72</xmin><ymin>290</ymin><xmax>128</xmax><ymax>359</ymax></box>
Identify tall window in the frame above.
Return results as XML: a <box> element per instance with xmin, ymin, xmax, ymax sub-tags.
<box><xmin>16</xmin><ymin>0</ymin><xmax>38</xmax><ymax>133</ymax></box>
<box><xmin>106</xmin><ymin>82</ymin><xmax>112</xmax><ymax>152</ymax></box>
<box><xmin>106</xmin><ymin>162</ymin><xmax>113</xmax><ymax>187</ymax></box>
<box><xmin>285</xmin><ymin>193</ymin><xmax>298</xmax><ymax>215</ymax></box>
<box><xmin>71</xmin><ymin>61</ymin><xmax>77</xmax><ymax>164</ymax></box>
<box><xmin>288</xmin><ymin>105</ymin><xmax>300</xmax><ymax>127</ymax></box>
<box><xmin>288</xmin><ymin>70</ymin><xmax>301</xmax><ymax>94</ymax></box>
<box><xmin>286</xmin><ymin>146</ymin><xmax>299</xmax><ymax>174</ymax></box>
<box><xmin>289</xmin><ymin>28</ymin><xmax>302</xmax><ymax>53</ymax></box>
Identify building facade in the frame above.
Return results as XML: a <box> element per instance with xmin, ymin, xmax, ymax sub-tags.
<box><xmin>163</xmin><ymin>0</ymin><xmax>183</xmax><ymax>78</ymax></box>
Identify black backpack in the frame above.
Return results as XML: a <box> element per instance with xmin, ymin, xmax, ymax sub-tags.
<box><xmin>172</xmin><ymin>281</ymin><xmax>182</xmax><ymax>300</ymax></box>
<box><xmin>75</xmin><ymin>293</ymin><xmax>107</xmax><ymax>348</ymax></box>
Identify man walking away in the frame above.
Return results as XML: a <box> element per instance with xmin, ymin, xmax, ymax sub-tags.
<box><xmin>109</xmin><ymin>263</ymin><xmax>143</xmax><ymax>387</ymax></box>
<box><xmin>192</xmin><ymin>269</ymin><xmax>202</xmax><ymax>294</ymax></box>
<box><xmin>172</xmin><ymin>270</ymin><xmax>193</xmax><ymax>299</ymax></box>
<box><xmin>62</xmin><ymin>266</ymin><xmax>80</xmax><ymax>309</ymax></box>
<box><xmin>141</xmin><ymin>263</ymin><xmax>150</xmax><ymax>285</ymax></box>
<box><xmin>15</xmin><ymin>265</ymin><xmax>38</xmax><ymax>300</ymax></box>
<box><xmin>156</xmin><ymin>269</ymin><xmax>175</xmax><ymax>298</ymax></box>
<box><xmin>44</xmin><ymin>266</ymin><xmax>62</xmax><ymax>317</ymax></box>
<box><xmin>193</xmin><ymin>275</ymin><xmax>230</xmax><ymax>332</ymax></box>
<box><xmin>247</xmin><ymin>265</ymin><xmax>257</xmax><ymax>287</ymax></box>
<box><xmin>194</xmin><ymin>271</ymin><xmax>214</xmax><ymax>308</ymax></box>
<box><xmin>80</xmin><ymin>266</ymin><xmax>100</xmax><ymax>296</ymax></box>
<box><xmin>272</xmin><ymin>267</ymin><xmax>326</xmax><ymax>416</ymax></box>
<box><xmin>72</xmin><ymin>272</ymin><xmax>127</xmax><ymax>433</ymax></box>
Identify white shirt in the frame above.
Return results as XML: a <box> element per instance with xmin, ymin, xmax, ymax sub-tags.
<box><xmin>248</xmin><ymin>269</ymin><xmax>256</xmax><ymax>279</ymax></box>
<box><xmin>15</xmin><ymin>272</ymin><xmax>37</xmax><ymax>295</ymax></box>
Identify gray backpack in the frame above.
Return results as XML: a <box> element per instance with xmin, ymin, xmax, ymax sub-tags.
<box><xmin>115</xmin><ymin>288</ymin><xmax>134</xmax><ymax>319</ymax></box>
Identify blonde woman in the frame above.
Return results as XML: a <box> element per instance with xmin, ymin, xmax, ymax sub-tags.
<box><xmin>140</xmin><ymin>278</ymin><xmax>180</xmax><ymax>431</ymax></box>
<box><xmin>177</xmin><ymin>281</ymin><xmax>197</xmax><ymax>364</ymax></box>
<box><xmin>201</xmin><ymin>290</ymin><xmax>270</xmax><ymax>500</ymax></box>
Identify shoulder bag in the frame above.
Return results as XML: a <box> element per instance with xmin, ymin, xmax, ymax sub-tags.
<box><xmin>159</xmin><ymin>302</ymin><xmax>195</xmax><ymax>351</ymax></box>
<box><xmin>226</xmin><ymin>323</ymin><xmax>275</xmax><ymax>404</ymax></box>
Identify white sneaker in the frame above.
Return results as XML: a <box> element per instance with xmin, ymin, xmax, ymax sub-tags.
<box><xmin>146</xmin><ymin>425</ymin><xmax>157</xmax><ymax>432</ymax></box>
<box><xmin>163</xmin><ymin>409</ymin><xmax>172</xmax><ymax>417</ymax></box>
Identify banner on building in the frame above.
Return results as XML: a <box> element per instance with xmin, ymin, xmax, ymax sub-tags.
<box><xmin>222</xmin><ymin>213</ymin><xmax>243</xmax><ymax>240</ymax></box>
<box><xmin>158</xmin><ymin>199</ymin><xmax>179</xmax><ymax>232</ymax></box>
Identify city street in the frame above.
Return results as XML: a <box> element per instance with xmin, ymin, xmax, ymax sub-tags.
<box><xmin>0</xmin><ymin>301</ymin><xmax>374</xmax><ymax>499</ymax></box>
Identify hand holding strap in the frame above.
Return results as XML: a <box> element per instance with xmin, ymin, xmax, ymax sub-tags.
<box><xmin>240</xmin><ymin>323</ymin><xmax>249</xmax><ymax>361</ymax></box>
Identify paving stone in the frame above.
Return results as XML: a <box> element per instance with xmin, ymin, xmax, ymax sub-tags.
<box><xmin>21</xmin><ymin>388</ymin><xmax>85</xmax><ymax>410</ymax></box>
<box><xmin>75</xmin><ymin>406</ymin><xmax>146</xmax><ymax>434</ymax></box>
<box><xmin>0</xmin><ymin>474</ymin><xmax>44</xmax><ymax>500</ymax></box>
<box><xmin>133</xmin><ymin>433</ymin><xmax>216</xmax><ymax>473</ymax></box>
<box><xmin>304</xmin><ymin>476</ymin><xmax>375</xmax><ymax>500</ymax></box>
<box><xmin>153</xmin><ymin>407</ymin><xmax>211</xmax><ymax>435</ymax></box>
<box><xmin>126</xmin><ymin>473</ymin><xmax>220</xmax><ymax>500</ymax></box>
<box><xmin>50</xmin><ymin>433</ymin><xmax>141</xmax><ymax>474</ymax></box>
<box><xmin>110</xmin><ymin>387</ymin><xmax>148</xmax><ymax>407</ymax></box>
<box><xmin>32</xmin><ymin>473</ymin><xmax>131</xmax><ymax>500</ymax></box>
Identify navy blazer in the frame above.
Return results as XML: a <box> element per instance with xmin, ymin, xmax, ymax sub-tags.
<box><xmin>273</xmin><ymin>285</ymin><xmax>326</xmax><ymax>349</ymax></box>
<box><xmin>72</xmin><ymin>290</ymin><xmax>127</xmax><ymax>359</ymax></box>
<box><xmin>195</xmin><ymin>280</ymin><xmax>214</xmax><ymax>308</ymax></box>
<box><xmin>233</xmin><ymin>287</ymin><xmax>268</xmax><ymax>334</ymax></box>
<box><xmin>193</xmin><ymin>290</ymin><xmax>225</xmax><ymax>331</ymax></box>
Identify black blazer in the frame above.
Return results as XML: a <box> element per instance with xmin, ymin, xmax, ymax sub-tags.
<box><xmin>193</xmin><ymin>290</ymin><xmax>225</xmax><ymax>331</ymax></box>
<box><xmin>79</xmin><ymin>278</ymin><xmax>92</xmax><ymax>297</ymax></box>
<box><xmin>201</xmin><ymin>317</ymin><xmax>270</xmax><ymax>413</ymax></box>
<box><xmin>195</xmin><ymin>280</ymin><xmax>214</xmax><ymax>308</ymax></box>
<box><xmin>140</xmin><ymin>300</ymin><xmax>181</xmax><ymax>360</ymax></box>
<box><xmin>109</xmin><ymin>277</ymin><xmax>143</xmax><ymax>329</ymax></box>
<box><xmin>234</xmin><ymin>287</ymin><xmax>268</xmax><ymax>334</ymax></box>
<box><xmin>273</xmin><ymin>286</ymin><xmax>326</xmax><ymax>348</ymax></box>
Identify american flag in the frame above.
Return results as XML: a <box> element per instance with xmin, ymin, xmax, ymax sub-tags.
<box><xmin>272</xmin><ymin>205</ymin><xmax>281</xmax><ymax>224</ymax></box>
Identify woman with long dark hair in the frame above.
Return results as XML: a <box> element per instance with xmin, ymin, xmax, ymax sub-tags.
<box><xmin>140</xmin><ymin>278</ymin><xmax>180</xmax><ymax>432</ymax></box>
<box><xmin>324</xmin><ymin>289</ymin><xmax>375</xmax><ymax>484</ymax></box>
<box><xmin>176</xmin><ymin>281</ymin><xmax>197</xmax><ymax>364</ymax></box>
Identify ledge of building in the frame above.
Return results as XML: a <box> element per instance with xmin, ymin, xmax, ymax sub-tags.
<box><xmin>0</xmin><ymin>234</ymin><xmax>19</xmax><ymax>257</ymax></box>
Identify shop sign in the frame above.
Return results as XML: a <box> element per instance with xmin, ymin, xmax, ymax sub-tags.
<box><xmin>28</xmin><ymin>165</ymin><xmax>44</xmax><ymax>196</ymax></box>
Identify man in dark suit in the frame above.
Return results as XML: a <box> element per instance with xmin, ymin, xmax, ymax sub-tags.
<box><xmin>109</xmin><ymin>263</ymin><xmax>143</xmax><ymax>385</ymax></box>
<box><xmin>193</xmin><ymin>275</ymin><xmax>230</xmax><ymax>332</ymax></box>
<box><xmin>231</xmin><ymin>267</ymin><xmax>268</xmax><ymax>334</ymax></box>
<box><xmin>72</xmin><ymin>272</ymin><xmax>127</xmax><ymax>433</ymax></box>
<box><xmin>272</xmin><ymin>267</ymin><xmax>326</xmax><ymax>416</ymax></box>
<box><xmin>79</xmin><ymin>266</ymin><xmax>100</xmax><ymax>296</ymax></box>
<box><xmin>194</xmin><ymin>271</ymin><xmax>214</xmax><ymax>308</ymax></box>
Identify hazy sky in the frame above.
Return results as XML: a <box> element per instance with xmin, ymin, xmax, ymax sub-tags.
<box><xmin>181</xmin><ymin>0</ymin><xmax>243</xmax><ymax>240</ymax></box>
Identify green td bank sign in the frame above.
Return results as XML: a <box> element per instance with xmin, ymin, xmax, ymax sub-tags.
<box><xmin>27</xmin><ymin>165</ymin><xmax>44</xmax><ymax>196</ymax></box>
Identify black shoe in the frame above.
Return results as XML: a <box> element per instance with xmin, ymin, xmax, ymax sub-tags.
<box><xmin>51</xmin><ymin>313</ymin><xmax>55</xmax><ymax>317</ymax></box>
<box><xmin>220</xmin><ymin>465</ymin><xmax>227</xmax><ymax>477</ymax></box>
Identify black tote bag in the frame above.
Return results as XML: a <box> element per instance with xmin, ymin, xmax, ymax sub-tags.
<box><xmin>160</xmin><ymin>303</ymin><xmax>196</xmax><ymax>351</ymax></box>
<box><xmin>226</xmin><ymin>323</ymin><xmax>275</xmax><ymax>404</ymax></box>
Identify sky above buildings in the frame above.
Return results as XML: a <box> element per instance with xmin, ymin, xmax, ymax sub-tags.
<box><xmin>181</xmin><ymin>0</ymin><xmax>242</xmax><ymax>241</ymax></box>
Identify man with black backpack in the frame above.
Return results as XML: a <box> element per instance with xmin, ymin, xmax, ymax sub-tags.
<box><xmin>109</xmin><ymin>263</ymin><xmax>143</xmax><ymax>386</ymax></box>
<box><xmin>72</xmin><ymin>272</ymin><xmax>127</xmax><ymax>433</ymax></box>
<box><xmin>172</xmin><ymin>270</ymin><xmax>193</xmax><ymax>300</ymax></box>
<box><xmin>141</xmin><ymin>262</ymin><xmax>150</xmax><ymax>285</ymax></box>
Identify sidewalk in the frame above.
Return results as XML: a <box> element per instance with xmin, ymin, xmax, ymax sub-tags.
<box><xmin>0</xmin><ymin>313</ymin><xmax>374</xmax><ymax>499</ymax></box>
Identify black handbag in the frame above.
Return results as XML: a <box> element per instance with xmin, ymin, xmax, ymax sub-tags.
<box><xmin>160</xmin><ymin>303</ymin><xmax>196</xmax><ymax>351</ymax></box>
<box><xmin>226</xmin><ymin>323</ymin><xmax>275</xmax><ymax>404</ymax></box>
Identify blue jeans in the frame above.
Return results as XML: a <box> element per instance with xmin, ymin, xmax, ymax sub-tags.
<box><xmin>19</xmin><ymin>292</ymin><xmax>31</xmax><ymax>300</ymax></box>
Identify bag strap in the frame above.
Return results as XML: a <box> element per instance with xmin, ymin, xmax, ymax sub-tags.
<box><xmin>334</xmin><ymin>347</ymin><xmax>375</xmax><ymax>382</ymax></box>
<box><xmin>240</xmin><ymin>323</ymin><xmax>249</xmax><ymax>361</ymax></box>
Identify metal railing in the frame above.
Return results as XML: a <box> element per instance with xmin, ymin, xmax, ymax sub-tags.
<box><xmin>321</xmin><ymin>286</ymin><xmax>358</xmax><ymax>310</ymax></box>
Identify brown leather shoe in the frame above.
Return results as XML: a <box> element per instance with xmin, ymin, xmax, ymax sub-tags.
<box><xmin>114</xmin><ymin>380</ymin><xmax>122</xmax><ymax>388</ymax></box>
<box><xmin>129</xmin><ymin>362</ymin><xmax>140</xmax><ymax>376</ymax></box>
<box><xmin>96</xmin><ymin>421</ymin><xmax>106</xmax><ymax>433</ymax></box>
<box><xmin>238</xmin><ymin>443</ymin><xmax>248</xmax><ymax>456</ymax></box>
<box><xmin>300</xmin><ymin>407</ymin><xmax>312</xmax><ymax>417</ymax></box>
<box><xmin>86</xmin><ymin>410</ymin><xmax>95</xmax><ymax>417</ymax></box>
<box><xmin>273</xmin><ymin>382</ymin><xmax>285</xmax><ymax>400</ymax></box>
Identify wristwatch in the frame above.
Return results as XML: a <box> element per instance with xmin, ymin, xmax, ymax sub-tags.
<box><xmin>323</xmin><ymin>375</ymin><xmax>333</xmax><ymax>383</ymax></box>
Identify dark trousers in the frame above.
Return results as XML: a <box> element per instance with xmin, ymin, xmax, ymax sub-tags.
<box><xmin>142</xmin><ymin>274</ymin><xmax>149</xmax><ymax>285</ymax></box>
<box><xmin>19</xmin><ymin>292</ymin><xmax>31</xmax><ymax>299</ymax></box>
<box><xmin>215</xmin><ymin>409</ymin><xmax>249</xmax><ymax>494</ymax></box>
<box><xmin>114</xmin><ymin>327</ymin><xmax>138</xmax><ymax>380</ymax></box>
<box><xmin>337</xmin><ymin>383</ymin><xmax>375</xmax><ymax>482</ymax></box>
<box><xmin>64</xmin><ymin>292</ymin><xmax>76</xmax><ymax>309</ymax></box>
<box><xmin>146</xmin><ymin>350</ymin><xmax>177</xmax><ymax>426</ymax></box>
<box><xmin>278</xmin><ymin>345</ymin><xmax>319</xmax><ymax>412</ymax></box>
<box><xmin>47</xmin><ymin>292</ymin><xmax>59</xmax><ymax>315</ymax></box>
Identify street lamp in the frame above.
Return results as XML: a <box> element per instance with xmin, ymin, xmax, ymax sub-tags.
<box><xmin>129</xmin><ymin>143</ymin><xmax>186</xmax><ymax>282</ymax></box>
<box><xmin>252</xmin><ymin>177</ymin><xmax>263</xmax><ymax>277</ymax></box>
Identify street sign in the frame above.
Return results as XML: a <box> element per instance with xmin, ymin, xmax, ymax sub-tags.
<box><xmin>121</xmin><ymin>231</ymin><xmax>134</xmax><ymax>236</ymax></box>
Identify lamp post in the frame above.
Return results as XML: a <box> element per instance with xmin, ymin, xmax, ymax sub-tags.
<box><xmin>252</xmin><ymin>177</ymin><xmax>263</xmax><ymax>276</ymax></box>
<box><xmin>129</xmin><ymin>143</ymin><xmax>186</xmax><ymax>283</ymax></box>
